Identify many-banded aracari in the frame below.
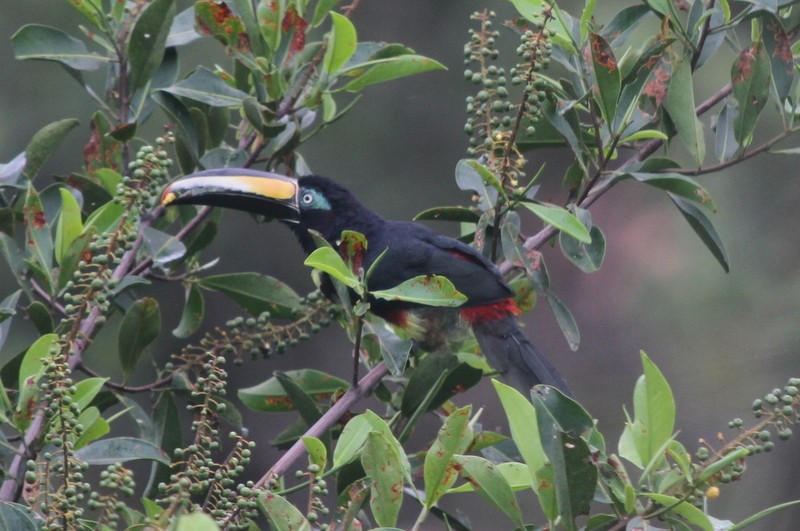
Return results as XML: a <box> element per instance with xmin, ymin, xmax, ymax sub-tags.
<box><xmin>161</xmin><ymin>169</ymin><xmax>569</xmax><ymax>393</ymax></box>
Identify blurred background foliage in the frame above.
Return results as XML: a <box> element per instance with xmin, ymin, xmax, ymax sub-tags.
<box><xmin>1</xmin><ymin>0</ymin><xmax>798</xmax><ymax>528</ymax></box>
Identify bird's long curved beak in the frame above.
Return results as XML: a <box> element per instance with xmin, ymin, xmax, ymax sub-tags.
<box><xmin>161</xmin><ymin>168</ymin><xmax>300</xmax><ymax>222</ymax></box>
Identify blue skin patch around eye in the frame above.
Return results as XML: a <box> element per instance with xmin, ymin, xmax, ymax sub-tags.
<box><xmin>301</xmin><ymin>188</ymin><xmax>331</xmax><ymax>211</ymax></box>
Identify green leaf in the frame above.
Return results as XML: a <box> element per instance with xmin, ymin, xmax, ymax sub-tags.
<box><xmin>0</xmin><ymin>502</ymin><xmax>44</xmax><ymax>531</ymax></box>
<box><xmin>491</xmin><ymin>380</ymin><xmax>547</xmax><ymax>485</ymax></box>
<box><xmin>24</xmin><ymin>118</ymin><xmax>80</xmax><ymax>179</ymax></box>
<box><xmin>731</xmin><ymin>41</ymin><xmax>771</xmax><ymax>147</ymax></box>
<box><xmin>508</xmin><ymin>0</ymin><xmax>576</xmax><ymax>53</ymax></box>
<box><xmin>414</xmin><ymin>206</ymin><xmax>480</xmax><ymax>223</ymax></box>
<box><xmin>74</xmin><ymin>407</ymin><xmax>110</xmax><ymax>449</ymax></box>
<box><xmin>619</xmin><ymin>352</ymin><xmax>675</xmax><ymax>469</ymax></box>
<box><xmin>304</xmin><ymin>247</ymin><xmax>361</xmax><ymax>290</ymax></box>
<box><xmin>531</xmin><ymin>386</ymin><xmax>602</xmax><ymax>454</ymax></box>
<box><xmin>521</xmin><ymin>202</ymin><xmax>591</xmax><ymax>243</ymax></box>
<box><xmin>162</xmin><ymin>66</ymin><xmax>250</xmax><ymax>107</ymax></box>
<box><xmin>340</xmin><ymin>55</ymin><xmax>446</xmax><ymax>92</ymax></box>
<box><xmin>455</xmin><ymin>159</ymin><xmax>501</xmax><ymax>210</ymax></box>
<box><xmin>730</xmin><ymin>500</ymin><xmax>800</xmax><ymax>530</ymax></box>
<box><xmin>423</xmin><ymin>405</ymin><xmax>473</xmax><ymax>508</ymax></box>
<box><xmin>324</xmin><ymin>12</ymin><xmax>357</xmax><ymax>76</ymax></box>
<box><xmin>549</xmin><ymin>431</ymin><xmax>597</xmax><ymax>528</ymax></box>
<box><xmin>18</xmin><ymin>333</ymin><xmax>57</xmax><ymax>394</ymax></box>
<box><xmin>166</xmin><ymin>7</ymin><xmax>202</xmax><ymax>47</ymax></box>
<box><xmin>72</xmin><ymin>377</ymin><xmax>108</xmax><ymax>412</ymax></box>
<box><xmin>65</xmin><ymin>0</ymin><xmax>104</xmax><ymax>28</ymax></box>
<box><xmin>665</xmin><ymin>58</ymin><xmax>705</xmax><ymax>165</ymax></box>
<box><xmin>453</xmin><ymin>455</ymin><xmax>523</xmax><ymax>527</ymax></box>
<box><xmin>151</xmin><ymin>91</ymin><xmax>200</xmax><ymax>164</ymax></box>
<box><xmin>546</xmin><ymin>290</ymin><xmax>580</xmax><ymax>351</ymax></box>
<box><xmin>362</xmin><ymin>431</ymin><xmax>404</xmax><ymax>527</ymax></box>
<box><xmin>275</xmin><ymin>372</ymin><xmax>323</xmax><ymax>428</ymax></box>
<box><xmin>172</xmin><ymin>283</ymin><xmax>204</xmax><ymax>338</ymax></box>
<box><xmin>372</xmin><ymin>275</ymin><xmax>467</xmax><ymax>308</ymax></box>
<box><xmin>75</xmin><ymin>437</ymin><xmax>170</xmax><ymax>465</ymax></box>
<box><xmin>301</xmin><ymin>436</ymin><xmax>327</xmax><ymax>473</ymax></box>
<box><xmin>644</xmin><ymin>493</ymin><xmax>713</xmax><ymax>531</ymax></box>
<box><xmin>54</xmin><ymin>188</ymin><xmax>83</xmax><ymax>265</ymax></box>
<box><xmin>258</xmin><ymin>492</ymin><xmax>311</xmax><ymax>531</ymax></box>
<box><xmin>238</xmin><ymin>369</ymin><xmax>349</xmax><ymax>412</ymax></box>
<box><xmin>448</xmin><ymin>461</ymin><xmax>533</xmax><ymax>493</ymax></box>
<box><xmin>697</xmin><ymin>447</ymin><xmax>749</xmax><ymax>484</ymax></box>
<box><xmin>198</xmin><ymin>272</ymin><xmax>305</xmax><ymax>319</ymax></box>
<box><xmin>589</xmin><ymin>32</ymin><xmax>620</xmax><ymax>128</ymax></box>
<box><xmin>175</xmin><ymin>511</ymin><xmax>220</xmax><ymax>531</ymax></box>
<box><xmin>559</xmin><ymin>208</ymin><xmax>605</xmax><ymax>273</ymax></box>
<box><xmin>128</xmin><ymin>0</ymin><xmax>176</xmax><ymax>92</ymax></box>
<box><xmin>626</xmin><ymin>172</ymin><xmax>716</xmax><ymax>211</ymax></box>
<box><xmin>142</xmin><ymin>226</ymin><xmax>186</xmax><ymax>267</ymax></box>
<box><xmin>0</xmin><ymin>291</ymin><xmax>22</xmax><ymax>353</ymax></box>
<box><xmin>715</xmin><ymin>103</ymin><xmax>739</xmax><ymax>163</ymax></box>
<box><xmin>761</xmin><ymin>13</ymin><xmax>793</xmax><ymax>102</ymax></box>
<box><xmin>12</xmin><ymin>24</ymin><xmax>109</xmax><ymax>71</ymax></box>
<box><xmin>669</xmin><ymin>193</ymin><xmax>729</xmax><ymax>272</ymax></box>
<box><xmin>362</xmin><ymin>321</ymin><xmax>412</xmax><ymax>376</ymax></box>
<box><xmin>118</xmin><ymin>298</ymin><xmax>162</xmax><ymax>378</ymax></box>
<box><xmin>333</xmin><ymin>414</ymin><xmax>371</xmax><ymax>467</ymax></box>
<box><xmin>401</xmin><ymin>353</ymin><xmax>482</xmax><ymax>416</ymax></box>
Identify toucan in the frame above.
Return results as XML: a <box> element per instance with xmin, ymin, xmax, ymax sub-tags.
<box><xmin>161</xmin><ymin>168</ymin><xmax>569</xmax><ymax>393</ymax></box>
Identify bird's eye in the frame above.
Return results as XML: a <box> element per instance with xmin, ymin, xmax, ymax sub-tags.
<box><xmin>301</xmin><ymin>192</ymin><xmax>314</xmax><ymax>205</ymax></box>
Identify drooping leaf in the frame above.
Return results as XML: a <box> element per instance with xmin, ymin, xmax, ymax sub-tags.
<box><xmin>559</xmin><ymin>208</ymin><xmax>605</xmax><ymax>273</ymax></box>
<box><xmin>546</xmin><ymin>291</ymin><xmax>580</xmax><ymax>351</ymax></box>
<box><xmin>142</xmin><ymin>226</ymin><xmax>187</xmax><ymax>267</ymax></box>
<box><xmin>362</xmin><ymin>431</ymin><xmax>404</xmax><ymax>527</ymax></box>
<box><xmin>455</xmin><ymin>159</ymin><xmax>501</xmax><ymax>210</ymax></box>
<box><xmin>665</xmin><ymin>58</ymin><xmax>705</xmax><ymax>165</ymax></box>
<box><xmin>275</xmin><ymin>372</ymin><xmax>323</xmax><ymax>429</ymax></box>
<box><xmin>238</xmin><ymin>369</ymin><xmax>349</xmax><ymax>412</ymax></box>
<box><xmin>12</xmin><ymin>24</ymin><xmax>109</xmax><ymax>71</ymax></box>
<box><xmin>128</xmin><ymin>0</ymin><xmax>175</xmax><ymax>92</ymax></box>
<box><xmin>669</xmin><ymin>193</ymin><xmax>729</xmax><ymax>272</ymax></box>
<box><xmin>166</xmin><ymin>6</ymin><xmax>202</xmax><ymax>47</ymax></box>
<box><xmin>531</xmin><ymin>385</ymin><xmax>602</xmax><ymax>455</ymax></box>
<box><xmin>423</xmin><ymin>405</ymin><xmax>473</xmax><ymax>508</ymax></box>
<box><xmin>172</xmin><ymin>283</ymin><xmax>204</xmax><ymax>338</ymax></box>
<box><xmin>362</xmin><ymin>321</ymin><xmax>412</xmax><ymax>376</ymax></box>
<box><xmin>0</xmin><ymin>291</ymin><xmax>22</xmax><ymax>353</ymax></box>
<box><xmin>75</xmin><ymin>437</ymin><xmax>170</xmax><ymax>465</ymax></box>
<box><xmin>151</xmin><ymin>91</ymin><xmax>200</xmax><ymax>165</ymax></box>
<box><xmin>714</xmin><ymin>102</ymin><xmax>739</xmax><ymax>163</ymax></box>
<box><xmin>24</xmin><ymin>118</ymin><xmax>80</xmax><ymax>179</ymax></box>
<box><xmin>731</xmin><ymin>41</ymin><xmax>771</xmax><ymax>147</ymax></box>
<box><xmin>118</xmin><ymin>298</ymin><xmax>162</xmax><ymax>378</ymax></box>
<box><xmin>340</xmin><ymin>55</ymin><xmax>446</xmax><ymax>92</ymax></box>
<box><xmin>198</xmin><ymin>272</ymin><xmax>305</xmax><ymax>319</ymax></box>
<box><xmin>626</xmin><ymin>172</ymin><xmax>716</xmax><ymax>211</ymax></box>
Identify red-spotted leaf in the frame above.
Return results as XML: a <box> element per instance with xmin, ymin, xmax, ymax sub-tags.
<box><xmin>372</xmin><ymin>275</ymin><xmax>467</xmax><ymax>308</ymax></box>
<box><xmin>732</xmin><ymin>42</ymin><xmax>771</xmax><ymax>146</ymax></box>
<box><xmin>195</xmin><ymin>1</ymin><xmax>251</xmax><ymax>52</ymax></box>
<box><xmin>761</xmin><ymin>13</ymin><xmax>793</xmax><ymax>102</ymax></box>
<box><xmin>423</xmin><ymin>405</ymin><xmax>473</xmax><ymax>509</ymax></box>
<box><xmin>589</xmin><ymin>32</ymin><xmax>620</xmax><ymax>128</ymax></box>
<box><xmin>238</xmin><ymin>369</ymin><xmax>349</xmax><ymax>412</ymax></box>
<box><xmin>362</xmin><ymin>431</ymin><xmax>404</xmax><ymax>527</ymax></box>
<box><xmin>669</xmin><ymin>193</ymin><xmax>729</xmax><ymax>272</ymax></box>
<box><xmin>24</xmin><ymin>185</ymin><xmax>54</xmax><ymax>282</ymax></box>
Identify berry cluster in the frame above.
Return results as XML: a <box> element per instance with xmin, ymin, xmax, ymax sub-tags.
<box><xmin>86</xmin><ymin>463</ymin><xmax>136</xmax><ymax>527</ymax></box>
<box><xmin>463</xmin><ymin>8</ymin><xmax>554</xmax><ymax>191</ymax></box>
<box><xmin>295</xmin><ymin>463</ymin><xmax>331</xmax><ymax>527</ymax></box>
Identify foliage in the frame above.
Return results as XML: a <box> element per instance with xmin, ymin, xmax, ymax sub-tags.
<box><xmin>0</xmin><ymin>0</ymin><xmax>798</xmax><ymax>530</ymax></box>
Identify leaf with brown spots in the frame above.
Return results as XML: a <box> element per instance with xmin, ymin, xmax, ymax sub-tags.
<box><xmin>761</xmin><ymin>13</ymin><xmax>793</xmax><ymax>102</ymax></box>
<box><xmin>195</xmin><ymin>0</ymin><xmax>251</xmax><ymax>53</ymax></box>
<box><xmin>588</xmin><ymin>32</ymin><xmax>620</xmax><ymax>127</ymax></box>
<box><xmin>361</xmin><ymin>431</ymin><xmax>404</xmax><ymax>527</ymax></box>
<box><xmin>731</xmin><ymin>41</ymin><xmax>771</xmax><ymax>146</ymax></box>
<box><xmin>423</xmin><ymin>405</ymin><xmax>473</xmax><ymax>508</ymax></box>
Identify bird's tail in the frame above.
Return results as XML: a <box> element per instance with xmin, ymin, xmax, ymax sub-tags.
<box><xmin>472</xmin><ymin>315</ymin><xmax>571</xmax><ymax>395</ymax></box>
